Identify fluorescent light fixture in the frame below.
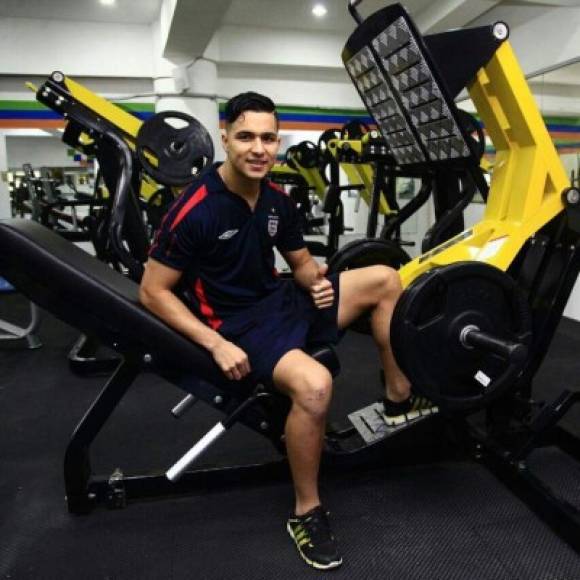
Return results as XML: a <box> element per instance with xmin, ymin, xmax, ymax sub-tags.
<box><xmin>312</xmin><ymin>4</ymin><xmax>327</xmax><ymax>18</ymax></box>
<box><xmin>100</xmin><ymin>0</ymin><xmax>116</xmax><ymax>6</ymax></box>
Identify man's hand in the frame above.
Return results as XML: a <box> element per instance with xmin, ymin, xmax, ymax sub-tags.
<box><xmin>310</xmin><ymin>263</ymin><xmax>335</xmax><ymax>309</ymax></box>
<box><xmin>210</xmin><ymin>338</ymin><xmax>251</xmax><ymax>380</ymax></box>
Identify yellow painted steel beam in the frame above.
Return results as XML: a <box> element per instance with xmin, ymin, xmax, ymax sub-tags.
<box><xmin>327</xmin><ymin>138</ymin><xmax>393</xmax><ymax>215</ymax></box>
<box><xmin>399</xmin><ymin>41</ymin><xmax>570</xmax><ymax>288</ymax></box>
<box><xmin>62</xmin><ymin>76</ymin><xmax>142</xmax><ymax>140</ymax></box>
<box><xmin>39</xmin><ymin>74</ymin><xmax>165</xmax><ymax>199</ymax></box>
<box><xmin>270</xmin><ymin>165</ymin><xmax>302</xmax><ymax>178</ymax></box>
<box><xmin>284</xmin><ymin>150</ymin><xmax>328</xmax><ymax>199</ymax></box>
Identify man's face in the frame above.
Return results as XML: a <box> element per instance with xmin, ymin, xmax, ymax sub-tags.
<box><xmin>222</xmin><ymin>111</ymin><xmax>280</xmax><ymax>180</ymax></box>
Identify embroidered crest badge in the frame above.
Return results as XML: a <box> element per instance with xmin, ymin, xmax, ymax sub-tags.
<box><xmin>267</xmin><ymin>215</ymin><xmax>279</xmax><ymax>237</ymax></box>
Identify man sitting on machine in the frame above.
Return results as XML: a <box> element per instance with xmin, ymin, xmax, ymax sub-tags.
<box><xmin>139</xmin><ymin>92</ymin><xmax>433</xmax><ymax>570</ymax></box>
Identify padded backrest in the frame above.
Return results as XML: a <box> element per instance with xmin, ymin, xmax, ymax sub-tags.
<box><xmin>342</xmin><ymin>3</ymin><xmax>474</xmax><ymax>168</ymax></box>
<box><xmin>0</xmin><ymin>219</ymin><xmax>225</xmax><ymax>385</ymax></box>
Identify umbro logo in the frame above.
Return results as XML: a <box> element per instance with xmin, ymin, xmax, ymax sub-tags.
<box><xmin>218</xmin><ymin>229</ymin><xmax>239</xmax><ymax>240</ymax></box>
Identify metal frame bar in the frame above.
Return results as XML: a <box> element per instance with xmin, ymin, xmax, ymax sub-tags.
<box><xmin>397</xmin><ymin>41</ymin><xmax>571</xmax><ymax>287</ymax></box>
<box><xmin>479</xmin><ymin>436</ymin><xmax>580</xmax><ymax>554</ymax></box>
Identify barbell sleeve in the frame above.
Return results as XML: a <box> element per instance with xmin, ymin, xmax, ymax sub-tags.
<box><xmin>461</xmin><ymin>327</ymin><xmax>528</xmax><ymax>364</ymax></box>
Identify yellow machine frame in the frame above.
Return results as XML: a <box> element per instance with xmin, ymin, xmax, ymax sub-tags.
<box><xmin>327</xmin><ymin>137</ymin><xmax>393</xmax><ymax>216</ymax></box>
<box><xmin>30</xmin><ymin>75</ymin><xmax>161</xmax><ymax>201</ymax></box>
<box><xmin>398</xmin><ymin>42</ymin><xmax>569</xmax><ymax>288</ymax></box>
<box><xmin>273</xmin><ymin>152</ymin><xmax>328</xmax><ymax>200</ymax></box>
<box><xmin>36</xmin><ymin>42</ymin><xmax>567</xmax><ymax>279</ymax></box>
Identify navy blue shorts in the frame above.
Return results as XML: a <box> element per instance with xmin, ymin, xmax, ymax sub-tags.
<box><xmin>219</xmin><ymin>273</ymin><xmax>341</xmax><ymax>385</ymax></box>
<box><xmin>178</xmin><ymin>274</ymin><xmax>341</xmax><ymax>395</ymax></box>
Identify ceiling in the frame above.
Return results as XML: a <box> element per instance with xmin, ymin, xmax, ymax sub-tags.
<box><xmin>529</xmin><ymin>61</ymin><xmax>580</xmax><ymax>85</ymax></box>
<box><xmin>0</xmin><ymin>0</ymin><xmax>438</xmax><ymax>29</ymax></box>
<box><xmin>1</xmin><ymin>0</ymin><xmax>580</xmax><ymax>104</ymax></box>
<box><xmin>0</xmin><ymin>0</ymin><xmax>164</xmax><ymax>25</ymax></box>
<box><xmin>222</xmin><ymin>0</ymin><xmax>434</xmax><ymax>33</ymax></box>
<box><xmin>1</xmin><ymin>0</ymin><xmax>580</xmax><ymax>30</ymax></box>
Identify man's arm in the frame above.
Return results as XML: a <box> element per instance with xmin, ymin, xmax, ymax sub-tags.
<box><xmin>283</xmin><ymin>247</ymin><xmax>334</xmax><ymax>309</ymax></box>
<box><xmin>139</xmin><ymin>258</ymin><xmax>251</xmax><ymax>380</ymax></box>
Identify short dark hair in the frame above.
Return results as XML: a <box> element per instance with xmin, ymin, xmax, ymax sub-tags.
<box><xmin>224</xmin><ymin>92</ymin><xmax>279</xmax><ymax>127</ymax></box>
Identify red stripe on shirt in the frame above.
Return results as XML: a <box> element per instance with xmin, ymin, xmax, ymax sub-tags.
<box><xmin>170</xmin><ymin>184</ymin><xmax>208</xmax><ymax>231</ymax></box>
<box><xmin>267</xmin><ymin>180</ymin><xmax>288</xmax><ymax>195</ymax></box>
<box><xmin>194</xmin><ymin>278</ymin><xmax>223</xmax><ymax>330</ymax></box>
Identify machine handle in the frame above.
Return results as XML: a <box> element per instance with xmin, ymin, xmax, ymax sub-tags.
<box><xmin>348</xmin><ymin>0</ymin><xmax>364</xmax><ymax>24</ymax></box>
<box><xmin>166</xmin><ymin>423</ymin><xmax>226</xmax><ymax>481</ymax></box>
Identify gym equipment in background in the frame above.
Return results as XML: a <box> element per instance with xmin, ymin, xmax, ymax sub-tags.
<box><xmin>33</xmin><ymin>72</ymin><xmax>215</xmax><ymax>374</ymax></box>
<box><xmin>1</xmin><ymin>3</ymin><xmax>579</xmax><ymax>555</ymax></box>
<box><xmin>0</xmin><ymin>276</ymin><xmax>41</xmax><ymax>349</ymax></box>
<box><xmin>343</xmin><ymin>0</ymin><xmax>580</xmax><ymax>550</ymax></box>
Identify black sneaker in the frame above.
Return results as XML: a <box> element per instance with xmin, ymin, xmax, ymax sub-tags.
<box><xmin>382</xmin><ymin>394</ymin><xmax>439</xmax><ymax>426</ymax></box>
<box><xmin>286</xmin><ymin>505</ymin><xmax>343</xmax><ymax>570</ymax></box>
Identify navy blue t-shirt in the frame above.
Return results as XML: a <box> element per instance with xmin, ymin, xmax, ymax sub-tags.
<box><xmin>149</xmin><ymin>164</ymin><xmax>306</xmax><ymax>330</ymax></box>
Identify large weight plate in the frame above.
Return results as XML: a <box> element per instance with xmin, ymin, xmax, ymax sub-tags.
<box><xmin>340</xmin><ymin>120</ymin><xmax>370</xmax><ymax>140</ymax></box>
<box><xmin>295</xmin><ymin>141</ymin><xmax>320</xmax><ymax>169</ymax></box>
<box><xmin>317</xmin><ymin>128</ymin><xmax>341</xmax><ymax>161</ymax></box>
<box><xmin>285</xmin><ymin>145</ymin><xmax>299</xmax><ymax>170</ymax></box>
<box><xmin>317</xmin><ymin>128</ymin><xmax>341</xmax><ymax>184</ymax></box>
<box><xmin>391</xmin><ymin>262</ymin><xmax>532</xmax><ymax>412</ymax></box>
<box><xmin>328</xmin><ymin>238</ymin><xmax>411</xmax><ymax>334</ymax></box>
<box><xmin>136</xmin><ymin>111</ymin><xmax>214</xmax><ymax>187</ymax></box>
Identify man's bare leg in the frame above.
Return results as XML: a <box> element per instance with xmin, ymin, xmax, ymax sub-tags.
<box><xmin>337</xmin><ymin>265</ymin><xmax>411</xmax><ymax>402</ymax></box>
<box><xmin>273</xmin><ymin>349</ymin><xmax>333</xmax><ymax>515</ymax></box>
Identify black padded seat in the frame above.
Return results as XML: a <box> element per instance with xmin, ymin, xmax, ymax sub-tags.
<box><xmin>0</xmin><ymin>219</ymin><xmax>227</xmax><ymax>383</ymax></box>
<box><xmin>0</xmin><ymin>219</ymin><xmax>339</xmax><ymax>389</ymax></box>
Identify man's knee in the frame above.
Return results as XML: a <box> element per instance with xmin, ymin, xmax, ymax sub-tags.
<box><xmin>288</xmin><ymin>368</ymin><xmax>333</xmax><ymax>419</ymax></box>
<box><xmin>365</xmin><ymin>265</ymin><xmax>401</xmax><ymax>302</ymax></box>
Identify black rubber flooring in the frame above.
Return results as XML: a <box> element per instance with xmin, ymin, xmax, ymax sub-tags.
<box><xmin>1</xmin><ymin>294</ymin><xmax>580</xmax><ymax>579</ymax></box>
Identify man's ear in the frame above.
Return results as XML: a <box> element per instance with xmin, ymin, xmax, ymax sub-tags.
<box><xmin>221</xmin><ymin>129</ymin><xmax>228</xmax><ymax>152</ymax></box>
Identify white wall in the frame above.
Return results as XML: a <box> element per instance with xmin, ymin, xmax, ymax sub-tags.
<box><xmin>527</xmin><ymin>83</ymin><xmax>580</xmax><ymax>117</ymax></box>
<box><xmin>215</xmin><ymin>25</ymin><xmax>344</xmax><ymax>69</ymax></box>
<box><xmin>561</xmin><ymin>153</ymin><xmax>580</xmax><ymax>183</ymax></box>
<box><xmin>472</xmin><ymin>5</ymin><xmax>580</xmax><ymax>76</ymax></box>
<box><xmin>0</xmin><ymin>75</ymin><xmax>155</xmax><ymax>105</ymax></box>
<box><xmin>0</xmin><ymin>135</ymin><xmax>10</xmax><ymax>219</ymax></box>
<box><xmin>6</xmin><ymin>136</ymin><xmax>75</xmax><ymax>169</ymax></box>
<box><xmin>218</xmin><ymin>67</ymin><xmax>359</xmax><ymax>108</ymax></box>
<box><xmin>0</xmin><ymin>18</ymin><xmax>154</xmax><ymax>78</ymax></box>
<box><xmin>562</xmin><ymin>152</ymin><xmax>580</xmax><ymax>318</ymax></box>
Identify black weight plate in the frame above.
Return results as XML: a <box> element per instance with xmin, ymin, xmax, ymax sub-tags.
<box><xmin>328</xmin><ymin>238</ymin><xmax>411</xmax><ymax>334</ymax></box>
<box><xmin>391</xmin><ymin>262</ymin><xmax>532</xmax><ymax>412</ymax></box>
<box><xmin>317</xmin><ymin>129</ymin><xmax>341</xmax><ymax>184</ymax></box>
<box><xmin>289</xmin><ymin>185</ymin><xmax>311</xmax><ymax>212</ymax></box>
<box><xmin>340</xmin><ymin>120</ymin><xmax>370</xmax><ymax>140</ymax></box>
<box><xmin>318</xmin><ymin>128</ymin><xmax>341</xmax><ymax>159</ymax></box>
<box><xmin>295</xmin><ymin>141</ymin><xmax>319</xmax><ymax>169</ymax></box>
<box><xmin>285</xmin><ymin>145</ymin><xmax>299</xmax><ymax>170</ymax></box>
<box><xmin>136</xmin><ymin>111</ymin><xmax>214</xmax><ymax>187</ymax></box>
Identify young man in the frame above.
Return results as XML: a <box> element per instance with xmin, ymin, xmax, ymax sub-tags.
<box><xmin>140</xmin><ymin>92</ymin><xmax>432</xmax><ymax>570</ymax></box>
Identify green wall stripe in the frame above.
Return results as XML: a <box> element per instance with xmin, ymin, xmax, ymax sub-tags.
<box><xmin>0</xmin><ymin>99</ymin><xmax>155</xmax><ymax>112</ymax></box>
